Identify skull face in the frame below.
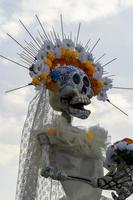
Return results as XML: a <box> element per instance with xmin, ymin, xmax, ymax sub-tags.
<box><xmin>49</xmin><ymin>66</ymin><xmax>93</xmax><ymax>119</ymax></box>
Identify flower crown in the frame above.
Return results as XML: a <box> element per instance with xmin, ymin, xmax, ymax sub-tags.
<box><xmin>29</xmin><ymin>37</ymin><xmax>113</xmax><ymax>101</ymax></box>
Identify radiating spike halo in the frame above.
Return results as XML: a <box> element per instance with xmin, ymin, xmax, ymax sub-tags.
<box><xmin>60</xmin><ymin>14</ymin><xmax>64</xmax><ymax>40</ymax></box>
<box><xmin>0</xmin><ymin>54</ymin><xmax>29</xmax><ymax>69</ymax></box>
<box><xmin>19</xmin><ymin>19</ymin><xmax>41</xmax><ymax>48</ymax></box>
<box><xmin>35</xmin><ymin>14</ymin><xmax>50</xmax><ymax>41</ymax></box>
<box><xmin>112</xmin><ymin>87</ymin><xmax>133</xmax><ymax>90</ymax></box>
<box><xmin>95</xmin><ymin>53</ymin><xmax>106</xmax><ymax>63</ymax></box>
<box><xmin>7</xmin><ymin>33</ymin><xmax>35</xmax><ymax>58</ymax></box>
<box><xmin>5</xmin><ymin>83</ymin><xmax>32</xmax><ymax>93</ymax></box>
<box><xmin>107</xmin><ymin>99</ymin><xmax>128</xmax><ymax>116</ymax></box>
<box><xmin>76</xmin><ymin>23</ymin><xmax>81</xmax><ymax>45</ymax></box>
<box><xmin>102</xmin><ymin>58</ymin><xmax>117</xmax><ymax>67</ymax></box>
<box><xmin>89</xmin><ymin>38</ymin><xmax>100</xmax><ymax>53</ymax></box>
<box><xmin>84</xmin><ymin>39</ymin><xmax>91</xmax><ymax>50</ymax></box>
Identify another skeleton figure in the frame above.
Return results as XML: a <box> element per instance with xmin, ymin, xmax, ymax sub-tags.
<box><xmin>94</xmin><ymin>138</ymin><xmax>133</xmax><ymax>200</ymax></box>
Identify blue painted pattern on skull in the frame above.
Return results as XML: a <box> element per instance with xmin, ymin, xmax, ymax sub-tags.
<box><xmin>51</xmin><ymin>65</ymin><xmax>91</xmax><ymax>95</ymax></box>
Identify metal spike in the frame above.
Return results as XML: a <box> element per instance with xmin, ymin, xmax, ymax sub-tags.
<box><xmin>36</xmin><ymin>37</ymin><xmax>43</xmax><ymax>46</ymax></box>
<box><xmin>7</xmin><ymin>33</ymin><xmax>35</xmax><ymax>58</ymax></box>
<box><xmin>0</xmin><ymin>54</ymin><xmax>29</xmax><ymax>69</ymax></box>
<box><xmin>95</xmin><ymin>53</ymin><xmax>106</xmax><ymax>63</ymax></box>
<box><xmin>102</xmin><ymin>58</ymin><xmax>117</xmax><ymax>67</ymax></box>
<box><xmin>30</xmin><ymin>42</ymin><xmax>38</xmax><ymax>52</ymax></box>
<box><xmin>19</xmin><ymin>19</ymin><xmax>41</xmax><ymax>48</ymax></box>
<box><xmin>60</xmin><ymin>14</ymin><xmax>64</xmax><ymax>40</ymax></box>
<box><xmin>107</xmin><ymin>99</ymin><xmax>128</xmax><ymax>116</ymax></box>
<box><xmin>21</xmin><ymin>50</ymin><xmax>35</xmax><ymax>61</ymax></box>
<box><xmin>38</xmin><ymin>30</ymin><xmax>45</xmax><ymax>42</ymax></box>
<box><xmin>89</xmin><ymin>38</ymin><xmax>100</xmax><ymax>53</ymax></box>
<box><xmin>5</xmin><ymin>83</ymin><xmax>32</xmax><ymax>93</ymax></box>
<box><xmin>20</xmin><ymin>59</ymin><xmax>31</xmax><ymax>66</ymax></box>
<box><xmin>76</xmin><ymin>23</ymin><xmax>81</xmax><ymax>45</ymax></box>
<box><xmin>112</xmin><ymin>87</ymin><xmax>133</xmax><ymax>90</ymax></box>
<box><xmin>24</xmin><ymin>40</ymin><xmax>38</xmax><ymax>52</ymax></box>
<box><xmin>35</xmin><ymin>14</ymin><xmax>50</xmax><ymax>41</ymax></box>
<box><xmin>19</xmin><ymin>52</ymin><xmax>33</xmax><ymax>62</ymax></box>
<box><xmin>50</xmin><ymin>31</ymin><xmax>55</xmax><ymax>43</ymax></box>
<box><xmin>52</xmin><ymin>27</ymin><xmax>58</xmax><ymax>42</ymax></box>
<box><xmin>84</xmin><ymin>39</ymin><xmax>91</xmax><ymax>50</ymax></box>
<box><xmin>17</xmin><ymin>53</ymin><xmax>33</xmax><ymax>64</ymax></box>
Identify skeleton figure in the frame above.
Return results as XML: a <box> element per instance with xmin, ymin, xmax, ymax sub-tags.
<box><xmin>36</xmin><ymin>66</ymin><xmax>108</xmax><ymax>200</ymax></box>
<box><xmin>92</xmin><ymin>139</ymin><xmax>133</xmax><ymax>200</ymax></box>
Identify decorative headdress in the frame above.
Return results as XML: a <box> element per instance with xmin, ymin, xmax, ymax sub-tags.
<box><xmin>1</xmin><ymin>15</ymin><xmax>132</xmax><ymax>116</ymax></box>
<box><xmin>106</xmin><ymin>138</ymin><xmax>133</xmax><ymax>166</ymax></box>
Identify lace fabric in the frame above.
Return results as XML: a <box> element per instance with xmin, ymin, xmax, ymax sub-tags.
<box><xmin>15</xmin><ymin>87</ymin><xmax>64</xmax><ymax>200</ymax></box>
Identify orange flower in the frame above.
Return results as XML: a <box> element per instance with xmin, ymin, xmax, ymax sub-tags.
<box><xmin>91</xmin><ymin>79</ymin><xmax>104</xmax><ymax>95</ymax></box>
<box><xmin>82</xmin><ymin>61</ymin><xmax>96</xmax><ymax>75</ymax></box>
<box><xmin>122</xmin><ymin>138</ymin><xmax>133</xmax><ymax>144</ymax></box>
<box><xmin>39</xmin><ymin>72</ymin><xmax>47</xmax><ymax>81</ymax></box>
<box><xmin>46</xmin><ymin>81</ymin><xmax>58</xmax><ymax>92</ymax></box>
<box><xmin>60</xmin><ymin>48</ymin><xmax>67</xmax><ymax>58</ymax></box>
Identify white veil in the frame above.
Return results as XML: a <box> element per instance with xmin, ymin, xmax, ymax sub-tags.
<box><xmin>15</xmin><ymin>87</ymin><xmax>64</xmax><ymax>200</ymax></box>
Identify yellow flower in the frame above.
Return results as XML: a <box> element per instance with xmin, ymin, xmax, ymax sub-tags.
<box><xmin>47</xmin><ymin>52</ymin><xmax>56</xmax><ymax>61</ymax></box>
<box><xmin>86</xmin><ymin>131</ymin><xmax>94</xmax><ymax>141</ymax></box>
<box><xmin>43</xmin><ymin>58</ymin><xmax>52</xmax><ymax>68</ymax></box>
<box><xmin>32</xmin><ymin>78</ymin><xmax>41</xmax><ymax>86</ymax></box>
<box><xmin>60</xmin><ymin>48</ymin><xmax>67</xmax><ymax>57</ymax></box>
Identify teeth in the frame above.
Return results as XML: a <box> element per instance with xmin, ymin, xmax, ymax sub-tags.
<box><xmin>70</xmin><ymin>96</ymin><xmax>90</xmax><ymax>105</ymax></box>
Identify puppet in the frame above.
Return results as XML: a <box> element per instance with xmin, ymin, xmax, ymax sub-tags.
<box><xmin>1</xmin><ymin>15</ymin><xmax>132</xmax><ymax>200</ymax></box>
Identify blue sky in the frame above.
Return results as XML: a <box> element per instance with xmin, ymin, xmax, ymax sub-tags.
<box><xmin>1</xmin><ymin>0</ymin><xmax>133</xmax><ymax>199</ymax></box>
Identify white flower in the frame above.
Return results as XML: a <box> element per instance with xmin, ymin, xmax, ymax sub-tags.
<box><xmin>75</xmin><ymin>44</ymin><xmax>84</xmax><ymax>52</ymax></box>
<box><xmin>102</xmin><ymin>77</ymin><xmax>113</xmax><ymax>90</ymax></box>
<box><xmin>29</xmin><ymin>71</ymin><xmax>38</xmax><ymax>78</ymax></box>
<box><xmin>54</xmin><ymin>47</ymin><xmax>61</xmax><ymax>58</ymax></box>
<box><xmin>87</xmin><ymin>53</ymin><xmax>94</xmax><ymax>62</ymax></box>
<box><xmin>78</xmin><ymin>50</ymin><xmax>87</xmax><ymax>62</ymax></box>
<box><xmin>93</xmin><ymin>71</ymin><xmax>103</xmax><ymax>80</ymax></box>
<box><xmin>42</xmin><ymin>40</ymin><xmax>54</xmax><ymax>51</ymax></box>
<box><xmin>41</xmin><ymin>63</ymin><xmax>50</xmax><ymax>74</ymax></box>
<box><xmin>55</xmin><ymin>39</ymin><xmax>64</xmax><ymax>48</ymax></box>
<box><xmin>97</xmin><ymin>91</ymin><xmax>108</xmax><ymax>101</ymax></box>
<box><xmin>62</xmin><ymin>39</ymin><xmax>74</xmax><ymax>49</ymax></box>
<box><xmin>36</xmin><ymin>49</ymin><xmax>47</xmax><ymax>60</ymax></box>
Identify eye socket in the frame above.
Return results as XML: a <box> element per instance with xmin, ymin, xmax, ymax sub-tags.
<box><xmin>73</xmin><ymin>73</ymin><xmax>80</xmax><ymax>84</ymax></box>
<box><xmin>83</xmin><ymin>76</ymin><xmax>90</xmax><ymax>87</ymax></box>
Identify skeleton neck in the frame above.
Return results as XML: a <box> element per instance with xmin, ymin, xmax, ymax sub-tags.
<box><xmin>62</xmin><ymin>112</ymin><xmax>72</xmax><ymax>124</ymax></box>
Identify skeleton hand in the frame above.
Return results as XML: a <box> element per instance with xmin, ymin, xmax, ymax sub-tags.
<box><xmin>41</xmin><ymin>166</ymin><xmax>67</xmax><ymax>180</ymax></box>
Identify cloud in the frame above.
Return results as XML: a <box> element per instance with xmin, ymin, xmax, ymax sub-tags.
<box><xmin>0</xmin><ymin>144</ymin><xmax>19</xmax><ymax>166</ymax></box>
<box><xmin>1</xmin><ymin>0</ymin><xmax>133</xmax><ymax>40</ymax></box>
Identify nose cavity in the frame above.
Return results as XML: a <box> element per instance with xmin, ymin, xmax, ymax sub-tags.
<box><xmin>81</xmin><ymin>85</ymin><xmax>87</xmax><ymax>94</ymax></box>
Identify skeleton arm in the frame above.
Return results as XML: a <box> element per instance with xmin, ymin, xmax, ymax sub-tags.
<box><xmin>37</xmin><ymin>133</ymin><xmax>51</xmax><ymax>177</ymax></box>
<box><xmin>37</xmin><ymin>132</ymin><xmax>67</xmax><ymax>180</ymax></box>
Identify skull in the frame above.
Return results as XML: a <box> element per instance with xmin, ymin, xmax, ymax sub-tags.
<box><xmin>49</xmin><ymin>66</ymin><xmax>93</xmax><ymax>119</ymax></box>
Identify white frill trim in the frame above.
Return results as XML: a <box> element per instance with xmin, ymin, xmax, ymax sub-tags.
<box><xmin>35</xmin><ymin>115</ymin><xmax>109</xmax><ymax>159</ymax></box>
